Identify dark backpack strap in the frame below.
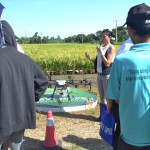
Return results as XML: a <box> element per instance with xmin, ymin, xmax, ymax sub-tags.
<box><xmin>94</xmin><ymin>56</ymin><xmax>97</xmax><ymax>73</ymax></box>
<box><xmin>102</xmin><ymin>46</ymin><xmax>112</xmax><ymax>75</ymax></box>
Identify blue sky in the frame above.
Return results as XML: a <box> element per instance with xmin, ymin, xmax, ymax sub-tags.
<box><xmin>0</xmin><ymin>0</ymin><xmax>150</xmax><ymax>38</ymax></box>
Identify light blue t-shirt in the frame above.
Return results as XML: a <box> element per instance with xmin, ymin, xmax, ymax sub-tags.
<box><xmin>106</xmin><ymin>43</ymin><xmax>150</xmax><ymax>146</ymax></box>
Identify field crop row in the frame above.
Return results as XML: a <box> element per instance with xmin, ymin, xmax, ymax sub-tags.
<box><xmin>21</xmin><ymin>43</ymin><xmax>120</xmax><ymax>75</ymax></box>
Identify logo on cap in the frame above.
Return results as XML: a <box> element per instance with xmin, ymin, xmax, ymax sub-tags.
<box><xmin>123</xmin><ymin>3</ymin><xmax>150</xmax><ymax>26</ymax></box>
<box><xmin>145</xmin><ymin>20</ymin><xmax>150</xmax><ymax>24</ymax></box>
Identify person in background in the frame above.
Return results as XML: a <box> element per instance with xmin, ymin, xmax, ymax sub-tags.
<box><xmin>85</xmin><ymin>29</ymin><xmax>115</xmax><ymax>121</ymax></box>
<box><xmin>116</xmin><ymin>37</ymin><xmax>133</xmax><ymax>56</ymax></box>
<box><xmin>17</xmin><ymin>42</ymin><xmax>24</xmax><ymax>53</ymax></box>
<box><xmin>106</xmin><ymin>3</ymin><xmax>150</xmax><ymax>150</ymax></box>
<box><xmin>0</xmin><ymin>20</ymin><xmax>49</xmax><ymax>150</ymax></box>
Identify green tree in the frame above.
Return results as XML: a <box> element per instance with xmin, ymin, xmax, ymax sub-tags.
<box><xmin>112</xmin><ymin>26</ymin><xmax>128</xmax><ymax>42</ymax></box>
<box><xmin>42</xmin><ymin>36</ymin><xmax>49</xmax><ymax>43</ymax></box>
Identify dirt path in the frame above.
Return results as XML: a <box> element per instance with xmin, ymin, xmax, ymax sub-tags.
<box><xmin>24</xmin><ymin>74</ymin><xmax>113</xmax><ymax>150</ymax></box>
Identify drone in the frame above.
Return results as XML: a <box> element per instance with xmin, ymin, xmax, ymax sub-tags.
<box><xmin>48</xmin><ymin>76</ymin><xmax>92</xmax><ymax>100</ymax></box>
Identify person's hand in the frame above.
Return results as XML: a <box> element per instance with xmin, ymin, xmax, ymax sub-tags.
<box><xmin>107</xmin><ymin>104</ymin><xmax>112</xmax><ymax>113</ymax></box>
<box><xmin>85</xmin><ymin>52</ymin><xmax>91</xmax><ymax>60</ymax></box>
<box><xmin>107</xmin><ymin>100</ymin><xmax>113</xmax><ymax>113</ymax></box>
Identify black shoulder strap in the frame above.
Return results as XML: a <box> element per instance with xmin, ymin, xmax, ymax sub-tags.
<box><xmin>105</xmin><ymin>45</ymin><xmax>111</xmax><ymax>57</ymax></box>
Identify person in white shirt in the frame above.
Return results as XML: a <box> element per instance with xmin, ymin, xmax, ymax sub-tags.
<box><xmin>116</xmin><ymin>37</ymin><xmax>133</xmax><ymax>56</ymax></box>
<box><xmin>85</xmin><ymin>29</ymin><xmax>115</xmax><ymax>121</ymax></box>
<box><xmin>17</xmin><ymin>43</ymin><xmax>24</xmax><ymax>53</ymax></box>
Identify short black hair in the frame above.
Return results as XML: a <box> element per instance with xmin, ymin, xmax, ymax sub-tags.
<box><xmin>127</xmin><ymin>23</ymin><xmax>150</xmax><ymax>36</ymax></box>
<box><xmin>102</xmin><ymin>29</ymin><xmax>112</xmax><ymax>36</ymax></box>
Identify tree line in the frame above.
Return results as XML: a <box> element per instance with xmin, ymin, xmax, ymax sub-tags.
<box><xmin>17</xmin><ymin>26</ymin><xmax>128</xmax><ymax>44</ymax></box>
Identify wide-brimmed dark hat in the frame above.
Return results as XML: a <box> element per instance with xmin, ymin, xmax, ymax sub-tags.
<box><xmin>123</xmin><ymin>3</ymin><xmax>150</xmax><ymax>26</ymax></box>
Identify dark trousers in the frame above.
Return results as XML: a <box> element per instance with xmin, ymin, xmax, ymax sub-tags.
<box><xmin>112</xmin><ymin>102</ymin><xmax>120</xmax><ymax>150</ymax></box>
<box><xmin>118</xmin><ymin>136</ymin><xmax>150</xmax><ymax>150</ymax></box>
<box><xmin>0</xmin><ymin>130</ymin><xmax>24</xmax><ymax>150</ymax></box>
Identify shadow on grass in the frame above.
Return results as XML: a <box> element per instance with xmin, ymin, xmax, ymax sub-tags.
<box><xmin>23</xmin><ymin>136</ymin><xmax>42</xmax><ymax>150</ymax></box>
<box><xmin>62</xmin><ymin>134</ymin><xmax>111</xmax><ymax>150</ymax></box>
<box><xmin>37</xmin><ymin>111</ymin><xmax>100</xmax><ymax>122</ymax></box>
<box><xmin>24</xmin><ymin>136</ymin><xmax>66</xmax><ymax>150</ymax></box>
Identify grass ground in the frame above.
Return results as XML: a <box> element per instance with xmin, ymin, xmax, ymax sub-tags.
<box><xmin>23</xmin><ymin>74</ymin><xmax>112</xmax><ymax>150</ymax></box>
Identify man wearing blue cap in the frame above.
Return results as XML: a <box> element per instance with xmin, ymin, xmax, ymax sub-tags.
<box><xmin>106</xmin><ymin>3</ymin><xmax>150</xmax><ymax>150</ymax></box>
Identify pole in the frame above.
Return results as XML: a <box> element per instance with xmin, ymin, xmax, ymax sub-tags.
<box><xmin>115</xmin><ymin>19</ymin><xmax>117</xmax><ymax>43</ymax></box>
<box><xmin>81</xmin><ymin>32</ymin><xmax>84</xmax><ymax>43</ymax></box>
<box><xmin>41</xmin><ymin>33</ymin><xmax>42</xmax><ymax>43</ymax></box>
<box><xmin>25</xmin><ymin>30</ymin><xmax>27</xmax><ymax>44</ymax></box>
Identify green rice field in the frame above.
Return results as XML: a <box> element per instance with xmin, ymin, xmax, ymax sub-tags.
<box><xmin>21</xmin><ymin>43</ymin><xmax>120</xmax><ymax>75</ymax></box>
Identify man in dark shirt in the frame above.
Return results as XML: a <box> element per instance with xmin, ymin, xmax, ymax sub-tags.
<box><xmin>0</xmin><ymin>20</ymin><xmax>49</xmax><ymax>150</ymax></box>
